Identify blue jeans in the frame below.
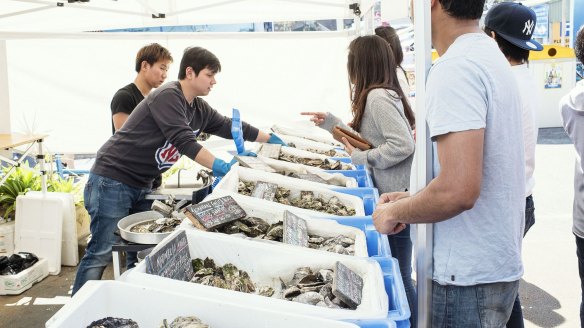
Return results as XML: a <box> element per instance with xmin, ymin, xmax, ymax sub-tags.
<box><xmin>507</xmin><ymin>195</ymin><xmax>535</xmax><ymax>328</ymax></box>
<box><xmin>576</xmin><ymin>234</ymin><xmax>584</xmax><ymax>328</ymax></box>
<box><xmin>432</xmin><ymin>280</ymin><xmax>519</xmax><ymax>328</ymax></box>
<box><xmin>72</xmin><ymin>174</ymin><xmax>151</xmax><ymax>295</ymax></box>
<box><xmin>388</xmin><ymin>224</ymin><xmax>417</xmax><ymax>327</ymax></box>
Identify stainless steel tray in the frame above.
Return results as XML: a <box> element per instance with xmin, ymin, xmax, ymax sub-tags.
<box><xmin>117</xmin><ymin>211</ymin><xmax>170</xmax><ymax>244</ymax></box>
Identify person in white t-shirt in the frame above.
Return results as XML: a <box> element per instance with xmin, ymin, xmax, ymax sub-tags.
<box><xmin>560</xmin><ymin>26</ymin><xmax>584</xmax><ymax>328</ymax></box>
<box><xmin>484</xmin><ymin>3</ymin><xmax>544</xmax><ymax>327</ymax></box>
<box><xmin>373</xmin><ymin>0</ymin><xmax>525</xmax><ymax>325</ymax></box>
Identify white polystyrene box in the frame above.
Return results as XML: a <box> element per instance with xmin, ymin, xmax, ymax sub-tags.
<box><xmin>46</xmin><ymin>280</ymin><xmax>392</xmax><ymax>328</ymax></box>
<box><xmin>15</xmin><ymin>194</ymin><xmax>63</xmax><ymax>275</ymax></box>
<box><xmin>255</xmin><ymin>156</ymin><xmax>358</xmax><ymax>187</ymax></box>
<box><xmin>0</xmin><ymin>221</ymin><xmax>15</xmax><ymax>255</ymax></box>
<box><xmin>123</xmin><ymin>229</ymin><xmax>389</xmax><ymax>320</ymax></box>
<box><xmin>272</xmin><ymin>124</ymin><xmax>343</xmax><ymax>147</ymax></box>
<box><xmin>179</xmin><ymin>195</ymin><xmax>368</xmax><ymax>257</ymax></box>
<box><xmin>214</xmin><ymin>166</ymin><xmax>365</xmax><ymax>217</ymax></box>
<box><xmin>255</xmin><ymin>145</ymin><xmax>356</xmax><ymax>170</ymax></box>
<box><xmin>28</xmin><ymin>191</ymin><xmax>78</xmax><ymax>266</ymax></box>
<box><xmin>0</xmin><ymin>258</ymin><xmax>49</xmax><ymax>295</ymax></box>
<box><xmin>278</xmin><ymin>134</ymin><xmax>349</xmax><ymax>157</ymax></box>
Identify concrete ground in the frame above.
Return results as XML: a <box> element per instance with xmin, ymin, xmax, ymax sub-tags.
<box><xmin>0</xmin><ymin>128</ymin><xmax>581</xmax><ymax>328</ymax></box>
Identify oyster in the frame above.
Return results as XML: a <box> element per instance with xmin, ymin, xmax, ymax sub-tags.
<box><xmin>87</xmin><ymin>317</ymin><xmax>138</xmax><ymax>328</ymax></box>
<box><xmin>189</xmin><ymin>257</ymin><xmax>256</xmax><ymax>294</ymax></box>
<box><xmin>129</xmin><ymin>217</ymin><xmax>182</xmax><ymax>233</ymax></box>
<box><xmin>238</xmin><ymin>180</ymin><xmax>356</xmax><ymax>216</ymax></box>
<box><xmin>279</xmin><ymin>267</ymin><xmax>353</xmax><ymax>309</ymax></box>
<box><xmin>161</xmin><ymin>316</ymin><xmax>209</xmax><ymax>328</ymax></box>
<box><xmin>278</xmin><ymin>153</ymin><xmax>351</xmax><ymax>170</ymax></box>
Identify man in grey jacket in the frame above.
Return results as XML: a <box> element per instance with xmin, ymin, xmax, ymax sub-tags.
<box><xmin>72</xmin><ymin>46</ymin><xmax>286</xmax><ymax>295</ymax></box>
<box><xmin>560</xmin><ymin>26</ymin><xmax>584</xmax><ymax>328</ymax></box>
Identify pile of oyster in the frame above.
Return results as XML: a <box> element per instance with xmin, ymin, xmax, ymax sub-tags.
<box><xmin>217</xmin><ymin>217</ymin><xmax>355</xmax><ymax>255</ymax></box>
<box><xmin>190</xmin><ymin>257</ymin><xmax>274</xmax><ymax>297</ymax></box>
<box><xmin>287</xmin><ymin>143</ymin><xmax>349</xmax><ymax>158</ymax></box>
<box><xmin>278</xmin><ymin>153</ymin><xmax>351</xmax><ymax>170</ymax></box>
<box><xmin>238</xmin><ymin>181</ymin><xmax>356</xmax><ymax>216</ymax></box>
<box><xmin>279</xmin><ymin>267</ymin><xmax>350</xmax><ymax>309</ymax></box>
<box><xmin>87</xmin><ymin>317</ymin><xmax>139</xmax><ymax>328</ymax></box>
<box><xmin>129</xmin><ymin>217</ymin><xmax>183</xmax><ymax>233</ymax></box>
<box><xmin>160</xmin><ymin>316</ymin><xmax>209</xmax><ymax>328</ymax></box>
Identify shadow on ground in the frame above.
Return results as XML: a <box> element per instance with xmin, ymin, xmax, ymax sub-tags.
<box><xmin>520</xmin><ymin>278</ymin><xmax>566</xmax><ymax>327</ymax></box>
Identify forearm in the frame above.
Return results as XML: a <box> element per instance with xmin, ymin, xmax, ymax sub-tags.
<box><xmin>193</xmin><ymin>148</ymin><xmax>216</xmax><ymax>170</ymax></box>
<box><xmin>389</xmin><ymin>176</ymin><xmax>475</xmax><ymax>224</ymax></box>
<box><xmin>255</xmin><ymin>131</ymin><xmax>271</xmax><ymax>143</ymax></box>
<box><xmin>319</xmin><ymin>112</ymin><xmax>350</xmax><ymax>133</ymax></box>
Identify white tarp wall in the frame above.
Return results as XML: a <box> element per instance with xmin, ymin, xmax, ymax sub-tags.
<box><xmin>4</xmin><ymin>32</ymin><xmax>354</xmax><ymax>153</ymax></box>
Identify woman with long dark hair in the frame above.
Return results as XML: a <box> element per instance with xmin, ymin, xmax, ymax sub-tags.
<box><xmin>375</xmin><ymin>26</ymin><xmax>411</xmax><ymax>96</ymax></box>
<box><xmin>302</xmin><ymin>35</ymin><xmax>417</xmax><ymax>326</ymax></box>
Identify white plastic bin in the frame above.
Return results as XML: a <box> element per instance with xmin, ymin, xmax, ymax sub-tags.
<box><xmin>214</xmin><ymin>166</ymin><xmax>365</xmax><ymax>217</ymax></box>
<box><xmin>124</xmin><ymin>229</ymin><xmax>389</xmax><ymax>320</ymax></box>
<box><xmin>180</xmin><ymin>196</ymin><xmax>368</xmax><ymax>256</ymax></box>
<box><xmin>46</xmin><ymin>280</ymin><xmax>389</xmax><ymax>328</ymax></box>
<box><xmin>0</xmin><ymin>257</ymin><xmax>49</xmax><ymax>295</ymax></box>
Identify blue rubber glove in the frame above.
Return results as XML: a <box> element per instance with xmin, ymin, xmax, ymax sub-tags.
<box><xmin>212</xmin><ymin>158</ymin><xmax>233</xmax><ymax>177</ymax></box>
<box><xmin>267</xmin><ymin>133</ymin><xmax>288</xmax><ymax>146</ymax></box>
<box><xmin>239</xmin><ymin>150</ymin><xmax>257</xmax><ymax>157</ymax></box>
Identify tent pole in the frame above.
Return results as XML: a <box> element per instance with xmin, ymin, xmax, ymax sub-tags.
<box><xmin>412</xmin><ymin>0</ymin><xmax>433</xmax><ymax>327</ymax></box>
<box><xmin>0</xmin><ymin>40</ymin><xmax>10</xmax><ymax>134</ymax></box>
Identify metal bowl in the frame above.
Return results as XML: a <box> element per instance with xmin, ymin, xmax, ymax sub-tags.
<box><xmin>117</xmin><ymin>211</ymin><xmax>170</xmax><ymax>244</ymax></box>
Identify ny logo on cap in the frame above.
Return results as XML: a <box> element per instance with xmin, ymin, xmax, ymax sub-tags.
<box><xmin>523</xmin><ymin>19</ymin><xmax>535</xmax><ymax>36</ymax></box>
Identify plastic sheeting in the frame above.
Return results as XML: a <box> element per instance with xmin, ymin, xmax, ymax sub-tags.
<box><xmin>4</xmin><ymin>31</ymin><xmax>354</xmax><ymax>153</ymax></box>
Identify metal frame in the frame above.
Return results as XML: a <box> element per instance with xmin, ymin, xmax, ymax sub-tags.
<box><xmin>412</xmin><ymin>1</ymin><xmax>433</xmax><ymax>327</ymax></box>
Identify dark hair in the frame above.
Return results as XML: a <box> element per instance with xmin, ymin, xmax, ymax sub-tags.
<box><xmin>576</xmin><ymin>27</ymin><xmax>584</xmax><ymax>64</ymax></box>
<box><xmin>375</xmin><ymin>26</ymin><xmax>409</xmax><ymax>85</ymax></box>
<box><xmin>484</xmin><ymin>27</ymin><xmax>530</xmax><ymax>63</ymax></box>
<box><xmin>347</xmin><ymin>35</ymin><xmax>415</xmax><ymax>131</ymax></box>
<box><xmin>178</xmin><ymin>47</ymin><xmax>221</xmax><ymax>79</ymax></box>
<box><xmin>438</xmin><ymin>0</ymin><xmax>485</xmax><ymax>20</ymax></box>
<box><xmin>135</xmin><ymin>43</ymin><xmax>173</xmax><ymax>73</ymax></box>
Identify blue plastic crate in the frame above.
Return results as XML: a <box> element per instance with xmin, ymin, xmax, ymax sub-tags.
<box><xmin>324</xmin><ymin>216</ymin><xmax>390</xmax><ymax>258</ymax></box>
<box><xmin>330</xmin><ymin>156</ymin><xmax>366</xmax><ymax>170</ymax></box>
<box><xmin>343</xmin><ymin>257</ymin><xmax>411</xmax><ymax>328</ymax></box>
<box><xmin>325</xmin><ymin>169</ymin><xmax>374</xmax><ymax>188</ymax></box>
<box><xmin>332</xmin><ymin>187</ymin><xmax>379</xmax><ymax>216</ymax></box>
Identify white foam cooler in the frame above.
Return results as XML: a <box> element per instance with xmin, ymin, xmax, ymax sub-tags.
<box><xmin>46</xmin><ymin>280</ymin><xmax>389</xmax><ymax>328</ymax></box>
<box><xmin>0</xmin><ymin>221</ymin><xmax>15</xmax><ymax>255</ymax></box>
<box><xmin>15</xmin><ymin>193</ymin><xmax>64</xmax><ymax>275</ymax></box>
<box><xmin>214</xmin><ymin>166</ymin><xmax>365</xmax><ymax>217</ymax></box>
<box><xmin>179</xmin><ymin>195</ymin><xmax>368</xmax><ymax>256</ymax></box>
<box><xmin>28</xmin><ymin>191</ymin><xmax>78</xmax><ymax>266</ymax></box>
<box><xmin>0</xmin><ymin>257</ymin><xmax>49</xmax><ymax>295</ymax></box>
<box><xmin>123</xmin><ymin>229</ymin><xmax>389</xmax><ymax>321</ymax></box>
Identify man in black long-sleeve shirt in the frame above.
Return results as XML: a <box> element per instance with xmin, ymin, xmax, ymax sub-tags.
<box><xmin>72</xmin><ymin>46</ymin><xmax>286</xmax><ymax>295</ymax></box>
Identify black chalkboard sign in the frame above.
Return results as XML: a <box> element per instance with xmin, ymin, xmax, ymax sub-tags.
<box><xmin>332</xmin><ymin>261</ymin><xmax>363</xmax><ymax>309</ymax></box>
<box><xmin>235</xmin><ymin>155</ymin><xmax>276</xmax><ymax>173</ymax></box>
<box><xmin>283</xmin><ymin>210</ymin><xmax>309</xmax><ymax>247</ymax></box>
<box><xmin>145</xmin><ymin>230</ymin><xmax>194</xmax><ymax>282</ymax></box>
<box><xmin>184</xmin><ymin>195</ymin><xmax>246</xmax><ymax>231</ymax></box>
<box><xmin>258</xmin><ymin>144</ymin><xmax>281</xmax><ymax>159</ymax></box>
<box><xmin>251</xmin><ymin>181</ymin><xmax>278</xmax><ymax>201</ymax></box>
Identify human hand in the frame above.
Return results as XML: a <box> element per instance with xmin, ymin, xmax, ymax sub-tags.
<box><xmin>373</xmin><ymin>202</ymin><xmax>406</xmax><ymax>235</ymax></box>
<box><xmin>212</xmin><ymin>158</ymin><xmax>233</xmax><ymax>177</ymax></box>
<box><xmin>378</xmin><ymin>191</ymin><xmax>410</xmax><ymax>204</ymax></box>
<box><xmin>238</xmin><ymin>150</ymin><xmax>257</xmax><ymax>157</ymax></box>
<box><xmin>300</xmin><ymin>112</ymin><xmax>327</xmax><ymax>126</ymax></box>
<box><xmin>341</xmin><ymin>137</ymin><xmax>355</xmax><ymax>155</ymax></box>
<box><xmin>267</xmin><ymin>133</ymin><xmax>288</xmax><ymax>146</ymax></box>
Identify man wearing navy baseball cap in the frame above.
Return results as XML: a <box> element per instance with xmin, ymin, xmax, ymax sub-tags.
<box><xmin>485</xmin><ymin>3</ymin><xmax>544</xmax><ymax>328</ymax></box>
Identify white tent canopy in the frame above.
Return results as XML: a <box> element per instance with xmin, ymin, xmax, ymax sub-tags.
<box><xmin>0</xmin><ymin>0</ymin><xmax>381</xmax><ymax>153</ymax></box>
<box><xmin>0</xmin><ymin>0</ymin><xmax>369</xmax><ymax>32</ymax></box>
